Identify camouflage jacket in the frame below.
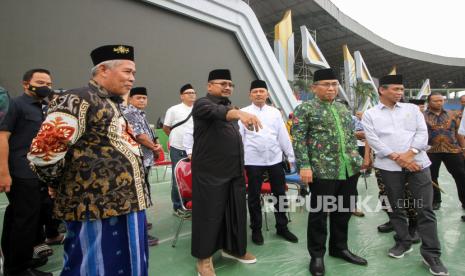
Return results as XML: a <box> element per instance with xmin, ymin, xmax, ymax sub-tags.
<box><xmin>291</xmin><ymin>98</ymin><xmax>362</xmax><ymax>180</ymax></box>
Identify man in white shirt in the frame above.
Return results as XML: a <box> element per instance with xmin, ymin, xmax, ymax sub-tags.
<box><xmin>459</xmin><ymin>106</ymin><xmax>465</xmax><ymax>136</ymax></box>
<box><xmin>163</xmin><ymin>83</ymin><xmax>196</xmax><ymax>217</ymax></box>
<box><xmin>362</xmin><ymin>75</ymin><xmax>448</xmax><ymax>276</ymax></box>
<box><xmin>239</xmin><ymin>79</ymin><xmax>298</xmax><ymax>245</ymax></box>
<box><xmin>460</xmin><ymin>106</ymin><xmax>465</xmax><ymax>222</ymax></box>
<box><xmin>183</xmin><ymin>126</ymin><xmax>193</xmax><ymax>159</ymax></box>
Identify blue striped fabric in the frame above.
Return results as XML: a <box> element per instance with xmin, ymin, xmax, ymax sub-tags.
<box><xmin>61</xmin><ymin>211</ymin><xmax>148</xmax><ymax>276</ymax></box>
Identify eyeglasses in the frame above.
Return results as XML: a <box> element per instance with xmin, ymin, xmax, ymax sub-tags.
<box><xmin>182</xmin><ymin>92</ymin><xmax>196</xmax><ymax>95</ymax></box>
<box><xmin>315</xmin><ymin>82</ymin><xmax>339</xmax><ymax>88</ymax></box>
<box><xmin>210</xmin><ymin>81</ymin><xmax>235</xmax><ymax>88</ymax></box>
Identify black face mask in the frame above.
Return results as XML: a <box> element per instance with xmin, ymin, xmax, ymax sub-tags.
<box><xmin>28</xmin><ymin>84</ymin><xmax>52</xmax><ymax>98</ymax></box>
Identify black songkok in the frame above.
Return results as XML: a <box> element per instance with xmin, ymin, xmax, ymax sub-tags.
<box><xmin>379</xmin><ymin>75</ymin><xmax>403</xmax><ymax>86</ymax></box>
<box><xmin>208</xmin><ymin>69</ymin><xmax>231</xmax><ymax>81</ymax></box>
<box><xmin>91</xmin><ymin>44</ymin><xmax>134</xmax><ymax>66</ymax></box>
<box><xmin>180</xmin><ymin>83</ymin><xmax>194</xmax><ymax>94</ymax></box>
<box><xmin>313</xmin><ymin>68</ymin><xmax>338</xmax><ymax>82</ymax></box>
<box><xmin>250</xmin><ymin>79</ymin><xmax>267</xmax><ymax>91</ymax></box>
<box><xmin>409</xmin><ymin>99</ymin><xmax>426</xmax><ymax>105</ymax></box>
<box><xmin>129</xmin><ymin>87</ymin><xmax>147</xmax><ymax>97</ymax></box>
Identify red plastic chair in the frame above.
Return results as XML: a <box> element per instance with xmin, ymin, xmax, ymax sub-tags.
<box><xmin>153</xmin><ymin>149</ymin><xmax>172</xmax><ymax>181</ymax></box>
<box><xmin>172</xmin><ymin>158</ymin><xmax>192</xmax><ymax>247</ymax></box>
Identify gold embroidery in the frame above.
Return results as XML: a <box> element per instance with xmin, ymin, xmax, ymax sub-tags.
<box><xmin>107</xmin><ymin>99</ymin><xmax>147</xmax><ymax>209</ymax></box>
<box><xmin>77</xmin><ymin>100</ymin><xmax>89</xmax><ymax>143</ymax></box>
<box><xmin>113</xmin><ymin>45</ymin><xmax>130</xmax><ymax>54</ymax></box>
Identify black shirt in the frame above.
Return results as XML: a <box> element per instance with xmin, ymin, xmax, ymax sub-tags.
<box><xmin>191</xmin><ymin>93</ymin><xmax>244</xmax><ymax>177</ymax></box>
<box><xmin>0</xmin><ymin>93</ymin><xmax>46</xmax><ymax>178</ymax></box>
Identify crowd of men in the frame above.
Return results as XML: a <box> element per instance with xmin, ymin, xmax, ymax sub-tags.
<box><xmin>0</xmin><ymin>44</ymin><xmax>464</xmax><ymax>276</ymax></box>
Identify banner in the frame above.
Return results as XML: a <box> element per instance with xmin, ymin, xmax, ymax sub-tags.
<box><xmin>416</xmin><ymin>79</ymin><xmax>431</xmax><ymax>99</ymax></box>
<box><xmin>274</xmin><ymin>10</ymin><xmax>294</xmax><ymax>81</ymax></box>
<box><xmin>300</xmin><ymin>25</ymin><xmax>350</xmax><ymax>107</ymax></box>
<box><xmin>388</xmin><ymin>66</ymin><xmax>397</xmax><ymax>75</ymax></box>
<box><xmin>343</xmin><ymin>44</ymin><xmax>356</xmax><ymax>108</ymax></box>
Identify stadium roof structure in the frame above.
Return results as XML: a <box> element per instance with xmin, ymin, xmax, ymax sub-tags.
<box><xmin>244</xmin><ymin>0</ymin><xmax>465</xmax><ymax>88</ymax></box>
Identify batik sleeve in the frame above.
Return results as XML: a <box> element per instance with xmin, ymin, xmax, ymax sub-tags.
<box><xmin>27</xmin><ymin>93</ymin><xmax>89</xmax><ymax>187</ymax></box>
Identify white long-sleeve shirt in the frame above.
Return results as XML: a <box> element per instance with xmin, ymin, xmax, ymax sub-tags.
<box><xmin>459</xmin><ymin>107</ymin><xmax>465</xmax><ymax>135</ymax></box>
<box><xmin>239</xmin><ymin>104</ymin><xmax>295</xmax><ymax>166</ymax></box>
<box><xmin>362</xmin><ymin>102</ymin><xmax>431</xmax><ymax>171</ymax></box>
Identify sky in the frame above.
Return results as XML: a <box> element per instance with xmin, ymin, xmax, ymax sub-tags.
<box><xmin>329</xmin><ymin>0</ymin><xmax>465</xmax><ymax>58</ymax></box>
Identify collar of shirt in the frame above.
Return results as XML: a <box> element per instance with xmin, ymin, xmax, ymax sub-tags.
<box><xmin>378</xmin><ymin>101</ymin><xmax>402</xmax><ymax>110</ymax></box>
<box><xmin>21</xmin><ymin>93</ymin><xmax>43</xmax><ymax>105</ymax></box>
<box><xmin>22</xmin><ymin>93</ymin><xmax>47</xmax><ymax>113</ymax></box>
<box><xmin>127</xmin><ymin>104</ymin><xmax>145</xmax><ymax>115</ymax></box>
<box><xmin>251</xmin><ymin>103</ymin><xmax>268</xmax><ymax>111</ymax></box>
<box><xmin>207</xmin><ymin>93</ymin><xmax>231</xmax><ymax>105</ymax></box>
<box><xmin>425</xmin><ymin>108</ymin><xmax>447</xmax><ymax>117</ymax></box>
<box><xmin>314</xmin><ymin>97</ymin><xmax>335</xmax><ymax>106</ymax></box>
<box><xmin>180</xmin><ymin>102</ymin><xmax>193</xmax><ymax>109</ymax></box>
<box><xmin>89</xmin><ymin>80</ymin><xmax>123</xmax><ymax>104</ymax></box>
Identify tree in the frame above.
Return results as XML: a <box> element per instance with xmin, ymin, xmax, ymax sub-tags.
<box><xmin>352</xmin><ymin>82</ymin><xmax>375</xmax><ymax>112</ymax></box>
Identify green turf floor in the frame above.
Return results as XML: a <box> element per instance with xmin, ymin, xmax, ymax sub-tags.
<box><xmin>1</xmin><ymin>166</ymin><xmax>464</xmax><ymax>276</ymax></box>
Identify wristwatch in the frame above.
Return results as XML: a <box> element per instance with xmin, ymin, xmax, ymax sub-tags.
<box><xmin>410</xmin><ymin>148</ymin><xmax>420</xmax><ymax>154</ymax></box>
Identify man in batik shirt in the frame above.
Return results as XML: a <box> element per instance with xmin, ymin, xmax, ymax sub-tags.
<box><xmin>123</xmin><ymin>86</ymin><xmax>162</xmax><ymax>246</ymax></box>
<box><xmin>424</xmin><ymin>92</ymin><xmax>465</xmax><ymax>212</ymax></box>
<box><xmin>292</xmin><ymin>68</ymin><xmax>367</xmax><ymax>276</ymax></box>
<box><xmin>27</xmin><ymin>45</ymin><xmax>151</xmax><ymax>276</ymax></box>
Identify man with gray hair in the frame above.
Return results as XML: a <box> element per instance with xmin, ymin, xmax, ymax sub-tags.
<box><xmin>28</xmin><ymin>45</ymin><xmax>151</xmax><ymax>276</ymax></box>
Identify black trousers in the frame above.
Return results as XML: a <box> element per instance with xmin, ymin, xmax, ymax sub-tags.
<box><xmin>1</xmin><ymin>177</ymin><xmax>42</xmax><ymax>274</ymax></box>
<box><xmin>38</xmin><ymin>184</ymin><xmax>60</xmax><ymax>241</ymax></box>
<box><xmin>307</xmin><ymin>173</ymin><xmax>359</xmax><ymax>257</ymax></box>
<box><xmin>428</xmin><ymin>152</ymin><xmax>465</xmax><ymax>207</ymax></box>
<box><xmin>245</xmin><ymin>163</ymin><xmax>288</xmax><ymax>232</ymax></box>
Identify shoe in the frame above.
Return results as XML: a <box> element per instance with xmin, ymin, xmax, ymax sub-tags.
<box><xmin>377</xmin><ymin>221</ymin><xmax>394</xmax><ymax>233</ymax></box>
<box><xmin>32</xmin><ymin>244</ymin><xmax>53</xmax><ymax>259</ymax></box>
<box><xmin>309</xmin><ymin>257</ymin><xmax>325</xmax><ymax>276</ymax></box>
<box><xmin>388</xmin><ymin>243</ymin><xmax>413</xmax><ymax>258</ymax></box>
<box><xmin>148</xmin><ymin>234</ymin><xmax>159</xmax><ymax>246</ymax></box>
<box><xmin>252</xmin><ymin>230</ymin><xmax>264</xmax><ymax>245</ymax></box>
<box><xmin>329</xmin><ymin>250</ymin><xmax>367</xmax><ymax>265</ymax></box>
<box><xmin>432</xmin><ymin>202</ymin><xmax>441</xmax><ymax>210</ymax></box>
<box><xmin>147</xmin><ymin>222</ymin><xmax>153</xmax><ymax>230</ymax></box>
<box><xmin>45</xmin><ymin>233</ymin><xmax>65</xmax><ymax>245</ymax></box>
<box><xmin>352</xmin><ymin>209</ymin><xmax>365</xmax><ymax>217</ymax></box>
<box><xmin>7</xmin><ymin>268</ymin><xmax>53</xmax><ymax>276</ymax></box>
<box><xmin>462</xmin><ymin>215</ymin><xmax>465</xmax><ymax>222</ymax></box>
<box><xmin>277</xmin><ymin>229</ymin><xmax>298</xmax><ymax>243</ymax></box>
<box><xmin>422</xmin><ymin>256</ymin><xmax>449</xmax><ymax>275</ymax></box>
<box><xmin>196</xmin><ymin>257</ymin><xmax>216</xmax><ymax>276</ymax></box>
<box><xmin>173</xmin><ymin>209</ymin><xmax>191</xmax><ymax>219</ymax></box>
<box><xmin>221</xmin><ymin>251</ymin><xmax>257</xmax><ymax>264</ymax></box>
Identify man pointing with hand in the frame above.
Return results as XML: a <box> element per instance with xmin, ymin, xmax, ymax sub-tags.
<box><xmin>191</xmin><ymin>69</ymin><xmax>261</xmax><ymax>276</ymax></box>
